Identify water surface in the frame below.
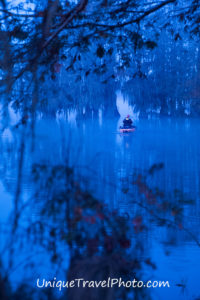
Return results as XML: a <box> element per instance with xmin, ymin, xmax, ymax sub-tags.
<box><xmin>0</xmin><ymin>116</ymin><xmax>200</xmax><ymax>299</ymax></box>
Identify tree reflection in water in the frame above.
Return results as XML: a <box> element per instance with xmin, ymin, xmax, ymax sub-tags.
<box><xmin>0</xmin><ymin>117</ymin><xmax>199</xmax><ymax>299</ymax></box>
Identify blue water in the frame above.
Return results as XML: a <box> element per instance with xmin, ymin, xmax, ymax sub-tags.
<box><xmin>0</xmin><ymin>116</ymin><xmax>200</xmax><ymax>299</ymax></box>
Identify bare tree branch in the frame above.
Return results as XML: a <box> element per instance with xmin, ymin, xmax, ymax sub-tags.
<box><xmin>42</xmin><ymin>0</ymin><xmax>88</xmax><ymax>50</ymax></box>
<box><xmin>42</xmin><ymin>0</ymin><xmax>60</xmax><ymax>38</ymax></box>
<box><xmin>67</xmin><ymin>0</ymin><xmax>176</xmax><ymax>30</ymax></box>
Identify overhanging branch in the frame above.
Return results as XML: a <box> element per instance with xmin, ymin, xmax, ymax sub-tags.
<box><xmin>67</xmin><ymin>0</ymin><xmax>176</xmax><ymax>30</ymax></box>
<box><xmin>42</xmin><ymin>0</ymin><xmax>88</xmax><ymax>50</ymax></box>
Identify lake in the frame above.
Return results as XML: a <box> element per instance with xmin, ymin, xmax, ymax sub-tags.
<box><xmin>0</xmin><ymin>114</ymin><xmax>200</xmax><ymax>299</ymax></box>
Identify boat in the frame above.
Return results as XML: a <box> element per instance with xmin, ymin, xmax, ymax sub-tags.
<box><xmin>119</xmin><ymin>126</ymin><xmax>136</xmax><ymax>133</ymax></box>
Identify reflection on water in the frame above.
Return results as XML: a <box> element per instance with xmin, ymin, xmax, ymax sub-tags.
<box><xmin>0</xmin><ymin>116</ymin><xmax>200</xmax><ymax>299</ymax></box>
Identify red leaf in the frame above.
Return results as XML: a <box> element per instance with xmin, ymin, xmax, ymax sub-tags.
<box><xmin>87</xmin><ymin>238</ymin><xmax>99</xmax><ymax>254</ymax></box>
<box><xmin>74</xmin><ymin>207</ymin><xmax>82</xmax><ymax>220</ymax></box>
<box><xmin>171</xmin><ymin>208</ymin><xmax>180</xmax><ymax>216</ymax></box>
<box><xmin>144</xmin><ymin>190</ymin><xmax>157</xmax><ymax>204</ymax></box>
<box><xmin>37</xmin><ymin>11</ymin><xmax>44</xmax><ymax>17</ymax></box>
<box><xmin>178</xmin><ymin>223</ymin><xmax>183</xmax><ymax>230</ymax></box>
<box><xmin>97</xmin><ymin>213</ymin><xmax>105</xmax><ymax>220</ymax></box>
<box><xmin>132</xmin><ymin>216</ymin><xmax>142</xmax><ymax>226</ymax></box>
<box><xmin>54</xmin><ymin>62</ymin><xmax>62</xmax><ymax>73</ymax></box>
<box><xmin>133</xmin><ymin>216</ymin><xmax>144</xmax><ymax>233</ymax></box>
<box><xmin>84</xmin><ymin>216</ymin><xmax>96</xmax><ymax>224</ymax></box>
<box><xmin>119</xmin><ymin>238</ymin><xmax>131</xmax><ymax>249</ymax></box>
<box><xmin>104</xmin><ymin>236</ymin><xmax>115</xmax><ymax>252</ymax></box>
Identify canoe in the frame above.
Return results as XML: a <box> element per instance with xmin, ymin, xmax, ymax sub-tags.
<box><xmin>119</xmin><ymin>126</ymin><xmax>136</xmax><ymax>133</ymax></box>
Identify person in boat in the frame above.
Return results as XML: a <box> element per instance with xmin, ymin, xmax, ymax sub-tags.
<box><xmin>123</xmin><ymin>115</ymin><xmax>133</xmax><ymax>127</ymax></box>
